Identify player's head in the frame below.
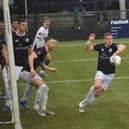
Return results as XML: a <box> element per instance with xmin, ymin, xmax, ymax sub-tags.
<box><xmin>17</xmin><ymin>19</ymin><xmax>27</xmax><ymax>33</ymax></box>
<box><xmin>11</xmin><ymin>19</ymin><xmax>18</xmax><ymax>32</ymax></box>
<box><xmin>42</xmin><ymin>17</ymin><xmax>50</xmax><ymax>29</ymax></box>
<box><xmin>104</xmin><ymin>32</ymin><xmax>113</xmax><ymax>46</ymax></box>
<box><xmin>0</xmin><ymin>20</ymin><xmax>5</xmax><ymax>36</ymax></box>
<box><xmin>45</xmin><ymin>37</ymin><xmax>58</xmax><ymax>51</ymax></box>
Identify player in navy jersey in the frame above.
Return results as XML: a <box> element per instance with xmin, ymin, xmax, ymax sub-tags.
<box><xmin>12</xmin><ymin>19</ymin><xmax>32</xmax><ymax>68</ymax></box>
<box><xmin>20</xmin><ymin>37</ymin><xmax>57</xmax><ymax>116</ymax></box>
<box><xmin>11</xmin><ymin>19</ymin><xmax>33</xmax><ymax>110</ymax></box>
<box><xmin>20</xmin><ymin>18</ymin><xmax>51</xmax><ymax>109</ymax></box>
<box><xmin>0</xmin><ymin>21</ymin><xmax>10</xmax><ymax>112</ymax></box>
<box><xmin>79</xmin><ymin>32</ymin><xmax>126</xmax><ymax>112</ymax></box>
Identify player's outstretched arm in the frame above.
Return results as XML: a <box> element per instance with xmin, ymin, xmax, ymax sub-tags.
<box><xmin>43</xmin><ymin>64</ymin><xmax>57</xmax><ymax>73</ymax></box>
<box><xmin>112</xmin><ymin>44</ymin><xmax>126</xmax><ymax>56</ymax></box>
<box><xmin>85</xmin><ymin>33</ymin><xmax>96</xmax><ymax>51</ymax></box>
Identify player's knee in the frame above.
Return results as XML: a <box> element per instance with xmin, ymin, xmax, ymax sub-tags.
<box><xmin>94</xmin><ymin>84</ymin><xmax>101</xmax><ymax>90</ymax></box>
<box><xmin>95</xmin><ymin>87</ymin><xmax>103</xmax><ymax>97</ymax></box>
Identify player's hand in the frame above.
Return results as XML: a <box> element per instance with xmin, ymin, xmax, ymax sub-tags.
<box><xmin>88</xmin><ymin>33</ymin><xmax>96</xmax><ymax>41</ymax></box>
<box><xmin>30</xmin><ymin>69</ymin><xmax>36</xmax><ymax>76</ymax></box>
<box><xmin>49</xmin><ymin>67</ymin><xmax>57</xmax><ymax>73</ymax></box>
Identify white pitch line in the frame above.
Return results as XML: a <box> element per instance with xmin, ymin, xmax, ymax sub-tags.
<box><xmin>18</xmin><ymin>76</ymin><xmax>129</xmax><ymax>86</ymax></box>
<box><xmin>46</xmin><ymin>76</ymin><xmax>129</xmax><ymax>84</ymax></box>
<box><xmin>52</xmin><ymin>57</ymin><xmax>129</xmax><ymax>64</ymax></box>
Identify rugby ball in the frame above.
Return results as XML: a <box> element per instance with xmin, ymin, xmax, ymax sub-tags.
<box><xmin>110</xmin><ymin>55</ymin><xmax>121</xmax><ymax>66</ymax></box>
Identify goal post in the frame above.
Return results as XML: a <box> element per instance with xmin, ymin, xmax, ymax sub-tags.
<box><xmin>2</xmin><ymin>0</ymin><xmax>23</xmax><ymax>129</ymax></box>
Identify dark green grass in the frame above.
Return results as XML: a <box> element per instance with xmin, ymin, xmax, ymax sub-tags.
<box><xmin>0</xmin><ymin>38</ymin><xmax>129</xmax><ymax>129</ymax></box>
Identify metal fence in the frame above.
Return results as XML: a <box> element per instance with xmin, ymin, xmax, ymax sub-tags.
<box><xmin>12</xmin><ymin>9</ymin><xmax>129</xmax><ymax>41</ymax></box>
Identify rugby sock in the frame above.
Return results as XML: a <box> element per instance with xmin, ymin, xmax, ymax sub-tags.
<box><xmin>86</xmin><ymin>86</ymin><xmax>96</xmax><ymax>104</ymax></box>
<box><xmin>80</xmin><ymin>86</ymin><xmax>96</xmax><ymax>107</ymax></box>
<box><xmin>21</xmin><ymin>83</ymin><xmax>32</xmax><ymax>101</ymax></box>
<box><xmin>41</xmin><ymin>86</ymin><xmax>49</xmax><ymax>110</ymax></box>
<box><xmin>34</xmin><ymin>84</ymin><xmax>46</xmax><ymax>107</ymax></box>
<box><xmin>2</xmin><ymin>67</ymin><xmax>11</xmax><ymax>107</ymax></box>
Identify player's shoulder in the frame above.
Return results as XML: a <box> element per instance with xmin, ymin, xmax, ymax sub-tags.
<box><xmin>94</xmin><ymin>43</ymin><xmax>104</xmax><ymax>47</ymax></box>
<box><xmin>38</xmin><ymin>26</ymin><xmax>46</xmax><ymax>32</ymax></box>
<box><xmin>112</xmin><ymin>43</ymin><xmax>120</xmax><ymax>47</ymax></box>
<box><xmin>35</xmin><ymin>46</ymin><xmax>46</xmax><ymax>55</ymax></box>
<box><xmin>12</xmin><ymin>31</ymin><xmax>16</xmax><ymax>37</ymax></box>
<box><xmin>36</xmin><ymin>26</ymin><xmax>45</xmax><ymax>36</ymax></box>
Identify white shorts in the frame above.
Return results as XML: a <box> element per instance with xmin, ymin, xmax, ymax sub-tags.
<box><xmin>15</xmin><ymin>66</ymin><xmax>23</xmax><ymax>80</ymax></box>
<box><xmin>20</xmin><ymin>70</ymin><xmax>42</xmax><ymax>83</ymax></box>
<box><xmin>95</xmin><ymin>71</ymin><xmax>115</xmax><ymax>90</ymax></box>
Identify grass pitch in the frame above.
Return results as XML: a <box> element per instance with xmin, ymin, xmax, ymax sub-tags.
<box><xmin>0</xmin><ymin>38</ymin><xmax>129</xmax><ymax>129</ymax></box>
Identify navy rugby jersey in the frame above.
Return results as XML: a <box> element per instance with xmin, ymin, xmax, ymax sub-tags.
<box><xmin>94</xmin><ymin>43</ymin><xmax>118</xmax><ymax>74</ymax></box>
<box><xmin>12</xmin><ymin>32</ymin><xmax>32</xmax><ymax>67</ymax></box>
<box><xmin>24</xmin><ymin>46</ymin><xmax>47</xmax><ymax>72</ymax></box>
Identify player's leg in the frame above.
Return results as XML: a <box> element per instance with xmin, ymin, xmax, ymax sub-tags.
<box><xmin>32</xmin><ymin>78</ymin><xmax>49</xmax><ymax>116</ymax></box>
<box><xmin>2</xmin><ymin>66</ymin><xmax>12</xmax><ymax>112</ymax></box>
<box><xmin>79</xmin><ymin>71</ymin><xmax>104</xmax><ymax>112</ymax></box>
<box><xmin>20</xmin><ymin>83</ymin><xmax>32</xmax><ymax>109</ymax></box>
<box><xmin>39</xmin><ymin>53</ymin><xmax>52</xmax><ymax>77</ymax></box>
<box><xmin>32</xmin><ymin>75</ymin><xmax>55</xmax><ymax>116</ymax></box>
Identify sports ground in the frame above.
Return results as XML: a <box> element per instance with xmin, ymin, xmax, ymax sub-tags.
<box><xmin>0</xmin><ymin>38</ymin><xmax>129</xmax><ymax>129</ymax></box>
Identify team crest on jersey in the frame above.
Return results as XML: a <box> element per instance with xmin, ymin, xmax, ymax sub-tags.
<box><xmin>109</xmin><ymin>48</ymin><xmax>112</xmax><ymax>53</ymax></box>
<box><xmin>101</xmin><ymin>48</ymin><xmax>104</xmax><ymax>52</ymax></box>
<box><xmin>25</xmin><ymin>38</ymin><xmax>30</xmax><ymax>42</ymax></box>
<box><xmin>15</xmin><ymin>39</ymin><xmax>19</xmax><ymax>43</ymax></box>
<box><xmin>38</xmin><ymin>32</ymin><xmax>42</xmax><ymax>36</ymax></box>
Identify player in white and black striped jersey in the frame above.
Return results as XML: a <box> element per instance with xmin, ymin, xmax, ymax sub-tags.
<box><xmin>32</xmin><ymin>17</ymin><xmax>52</xmax><ymax>77</ymax></box>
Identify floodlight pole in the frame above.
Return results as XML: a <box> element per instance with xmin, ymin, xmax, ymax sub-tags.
<box><xmin>2</xmin><ymin>0</ymin><xmax>23</xmax><ymax>129</ymax></box>
<box><xmin>119</xmin><ymin>0</ymin><xmax>126</xmax><ymax>19</ymax></box>
<box><xmin>24</xmin><ymin>0</ymin><xmax>28</xmax><ymax>32</ymax></box>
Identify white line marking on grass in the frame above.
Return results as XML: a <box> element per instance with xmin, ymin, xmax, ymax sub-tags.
<box><xmin>52</xmin><ymin>57</ymin><xmax>129</xmax><ymax>64</ymax></box>
<box><xmin>18</xmin><ymin>76</ymin><xmax>129</xmax><ymax>86</ymax></box>
<box><xmin>46</xmin><ymin>76</ymin><xmax>129</xmax><ymax>84</ymax></box>
<box><xmin>52</xmin><ymin>58</ymin><xmax>97</xmax><ymax>64</ymax></box>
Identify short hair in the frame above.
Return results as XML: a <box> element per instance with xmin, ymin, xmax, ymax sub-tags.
<box><xmin>17</xmin><ymin>19</ymin><xmax>26</xmax><ymax>24</ymax></box>
<box><xmin>42</xmin><ymin>17</ymin><xmax>49</xmax><ymax>23</ymax></box>
<box><xmin>11</xmin><ymin>17</ymin><xmax>18</xmax><ymax>22</ymax></box>
<box><xmin>104</xmin><ymin>32</ymin><xmax>112</xmax><ymax>38</ymax></box>
<box><xmin>45</xmin><ymin>36</ymin><xmax>57</xmax><ymax>43</ymax></box>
